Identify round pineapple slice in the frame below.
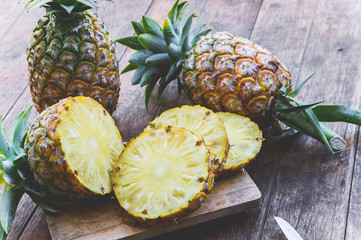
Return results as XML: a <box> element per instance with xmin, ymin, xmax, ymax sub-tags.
<box><xmin>25</xmin><ymin>96</ymin><xmax>124</xmax><ymax>199</ymax></box>
<box><xmin>217</xmin><ymin>112</ymin><xmax>263</xmax><ymax>174</ymax></box>
<box><xmin>112</xmin><ymin>127</ymin><xmax>214</xmax><ymax>222</ymax></box>
<box><xmin>144</xmin><ymin>105</ymin><xmax>228</xmax><ymax>173</ymax></box>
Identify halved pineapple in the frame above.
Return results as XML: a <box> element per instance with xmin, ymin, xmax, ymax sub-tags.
<box><xmin>112</xmin><ymin>127</ymin><xmax>214</xmax><ymax>222</ymax></box>
<box><xmin>217</xmin><ymin>112</ymin><xmax>263</xmax><ymax>174</ymax></box>
<box><xmin>25</xmin><ymin>96</ymin><xmax>124</xmax><ymax>199</ymax></box>
<box><xmin>144</xmin><ymin>105</ymin><xmax>228</xmax><ymax>173</ymax></box>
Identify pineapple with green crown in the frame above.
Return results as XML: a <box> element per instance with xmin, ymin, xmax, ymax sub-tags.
<box><xmin>118</xmin><ymin>1</ymin><xmax>361</xmax><ymax>153</ymax></box>
<box><xmin>27</xmin><ymin>0</ymin><xmax>120</xmax><ymax>114</ymax></box>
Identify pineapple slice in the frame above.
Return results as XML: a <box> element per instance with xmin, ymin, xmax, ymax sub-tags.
<box><xmin>112</xmin><ymin>127</ymin><xmax>214</xmax><ymax>222</ymax></box>
<box><xmin>218</xmin><ymin>112</ymin><xmax>263</xmax><ymax>174</ymax></box>
<box><xmin>144</xmin><ymin>105</ymin><xmax>228</xmax><ymax>173</ymax></box>
<box><xmin>26</xmin><ymin>96</ymin><xmax>124</xmax><ymax>199</ymax></box>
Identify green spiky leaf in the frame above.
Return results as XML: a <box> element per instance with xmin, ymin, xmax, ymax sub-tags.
<box><xmin>312</xmin><ymin>105</ymin><xmax>361</xmax><ymax>125</ymax></box>
<box><xmin>189</xmin><ymin>24</ymin><xmax>205</xmax><ymax>42</ymax></box>
<box><xmin>181</xmin><ymin>13</ymin><xmax>196</xmax><ymax>44</ymax></box>
<box><xmin>116</xmin><ymin>36</ymin><xmax>144</xmax><ymax>50</ymax></box>
<box><xmin>139</xmin><ymin>34</ymin><xmax>167</xmax><ymax>53</ymax></box>
<box><xmin>145</xmin><ymin>80</ymin><xmax>157</xmax><ymax>111</ymax></box>
<box><xmin>26</xmin><ymin>0</ymin><xmax>110</xmax><ymax>14</ymax></box>
<box><xmin>8</xmin><ymin>107</ymin><xmax>31</xmax><ymax>155</ymax></box>
<box><xmin>1</xmin><ymin>224</ymin><xmax>6</xmax><ymax>240</ymax></box>
<box><xmin>275</xmin><ymin>96</ymin><xmax>324</xmax><ymax>113</ymax></box>
<box><xmin>140</xmin><ymin>67</ymin><xmax>162</xmax><ymax>87</ymax></box>
<box><xmin>128</xmin><ymin>50</ymin><xmax>153</xmax><ymax>66</ymax></box>
<box><xmin>142</xmin><ymin>16</ymin><xmax>163</xmax><ymax>38</ymax></box>
<box><xmin>132</xmin><ymin>21</ymin><xmax>145</xmax><ymax>36</ymax></box>
<box><xmin>0</xmin><ymin>185</ymin><xmax>23</xmax><ymax>234</ymax></box>
<box><xmin>168</xmin><ymin>0</ymin><xmax>180</xmax><ymax>25</ymax></box>
<box><xmin>121</xmin><ymin>63</ymin><xmax>139</xmax><ymax>74</ymax></box>
<box><xmin>163</xmin><ymin>18</ymin><xmax>180</xmax><ymax>46</ymax></box>
<box><xmin>165</xmin><ymin>63</ymin><xmax>179</xmax><ymax>83</ymax></box>
<box><xmin>60</xmin><ymin>3</ymin><xmax>75</xmax><ymax>14</ymax></box>
<box><xmin>0</xmin><ymin>118</ymin><xmax>14</xmax><ymax>159</ymax></box>
<box><xmin>168</xmin><ymin>43</ymin><xmax>182</xmax><ymax>62</ymax></box>
<box><xmin>288</xmin><ymin>72</ymin><xmax>316</xmax><ymax>97</ymax></box>
<box><xmin>181</xmin><ymin>36</ymin><xmax>191</xmax><ymax>57</ymax></box>
<box><xmin>26</xmin><ymin>0</ymin><xmax>53</xmax><ymax>11</ymax></box>
<box><xmin>131</xmin><ymin>66</ymin><xmax>147</xmax><ymax>85</ymax></box>
<box><xmin>174</xmin><ymin>2</ymin><xmax>188</xmax><ymax>33</ymax></box>
<box><xmin>190</xmin><ymin>29</ymin><xmax>211</xmax><ymax>46</ymax></box>
<box><xmin>157</xmin><ymin>77</ymin><xmax>168</xmax><ymax>102</ymax></box>
<box><xmin>145</xmin><ymin>53</ymin><xmax>172</xmax><ymax>67</ymax></box>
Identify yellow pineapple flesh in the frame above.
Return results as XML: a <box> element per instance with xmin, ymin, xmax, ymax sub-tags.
<box><xmin>112</xmin><ymin>127</ymin><xmax>214</xmax><ymax>222</ymax></box>
<box><xmin>25</xmin><ymin>96</ymin><xmax>124</xmax><ymax>199</ymax></box>
<box><xmin>218</xmin><ymin>112</ymin><xmax>263</xmax><ymax>174</ymax></box>
<box><xmin>144</xmin><ymin>105</ymin><xmax>229</xmax><ymax>173</ymax></box>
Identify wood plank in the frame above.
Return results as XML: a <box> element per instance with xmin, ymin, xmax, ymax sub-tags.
<box><xmin>347</xmin><ymin>129</ymin><xmax>361</xmax><ymax>239</ymax></box>
<box><xmin>342</xmin><ymin>1</ymin><xmax>361</xmax><ymax>237</ymax></box>
<box><xmin>18</xmin><ymin>207</ymin><xmax>51</xmax><ymax>240</ymax></box>
<box><xmin>0</xmin><ymin>2</ymin><xmax>25</xmax><ymax>40</ymax></box>
<box><xmin>45</xmin><ymin>171</ymin><xmax>261</xmax><ymax>240</ymax></box>
<box><xmin>257</xmin><ymin>0</ymin><xmax>361</xmax><ymax>239</ymax></box>
<box><xmin>0</xmin><ymin>4</ymin><xmax>42</xmax><ymax>116</ymax></box>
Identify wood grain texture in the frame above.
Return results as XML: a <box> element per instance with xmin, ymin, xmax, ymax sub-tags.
<box><xmin>1</xmin><ymin>0</ymin><xmax>361</xmax><ymax>239</ymax></box>
<box><xmin>45</xmin><ymin>171</ymin><xmax>261</xmax><ymax>240</ymax></box>
<box><xmin>0</xmin><ymin>5</ymin><xmax>42</xmax><ymax>116</ymax></box>
<box><xmin>255</xmin><ymin>0</ymin><xmax>361</xmax><ymax>239</ymax></box>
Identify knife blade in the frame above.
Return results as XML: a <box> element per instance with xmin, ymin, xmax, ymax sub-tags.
<box><xmin>274</xmin><ymin>216</ymin><xmax>304</xmax><ymax>240</ymax></box>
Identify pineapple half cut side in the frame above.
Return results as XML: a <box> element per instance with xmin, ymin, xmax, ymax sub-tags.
<box><xmin>56</xmin><ymin>97</ymin><xmax>124</xmax><ymax>196</ymax></box>
<box><xmin>112</xmin><ymin>127</ymin><xmax>214</xmax><ymax>222</ymax></box>
<box><xmin>144</xmin><ymin>105</ymin><xmax>229</xmax><ymax>173</ymax></box>
<box><xmin>218</xmin><ymin>112</ymin><xmax>263</xmax><ymax>175</ymax></box>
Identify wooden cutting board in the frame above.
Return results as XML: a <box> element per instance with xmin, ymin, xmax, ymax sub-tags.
<box><xmin>45</xmin><ymin>170</ymin><xmax>261</xmax><ymax>240</ymax></box>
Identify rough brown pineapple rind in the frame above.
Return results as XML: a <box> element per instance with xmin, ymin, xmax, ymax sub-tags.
<box><xmin>217</xmin><ymin>112</ymin><xmax>263</xmax><ymax>175</ymax></box>
<box><xmin>112</xmin><ymin>127</ymin><xmax>215</xmax><ymax>223</ymax></box>
<box><xmin>28</xmin><ymin>11</ymin><xmax>120</xmax><ymax>114</ymax></box>
<box><xmin>24</xmin><ymin>96</ymin><xmax>123</xmax><ymax>200</ymax></box>
<box><xmin>180</xmin><ymin>31</ymin><xmax>293</xmax><ymax>125</ymax></box>
<box><xmin>144</xmin><ymin>105</ymin><xmax>229</xmax><ymax>173</ymax></box>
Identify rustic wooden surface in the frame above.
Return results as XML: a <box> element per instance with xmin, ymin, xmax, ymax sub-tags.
<box><xmin>1</xmin><ymin>0</ymin><xmax>361</xmax><ymax>239</ymax></box>
<box><xmin>45</xmin><ymin>171</ymin><xmax>261</xmax><ymax>240</ymax></box>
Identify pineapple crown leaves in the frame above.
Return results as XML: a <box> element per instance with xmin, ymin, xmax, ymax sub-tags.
<box><xmin>116</xmin><ymin>1</ymin><xmax>211</xmax><ymax>109</ymax></box>
<box><xmin>26</xmin><ymin>0</ymin><xmax>113</xmax><ymax>15</ymax></box>
<box><xmin>0</xmin><ymin>108</ymin><xmax>74</xmax><ymax>240</ymax></box>
<box><xmin>272</xmin><ymin>73</ymin><xmax>361</xmax><ymax>154</ymax></box>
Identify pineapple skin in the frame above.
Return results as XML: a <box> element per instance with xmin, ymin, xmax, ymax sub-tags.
<box><xmin>27</xmin><ymin>11</ymin><xmax>120</xmax><ymax>114</ymax></box>
<box><xmin>180</xmin><ymin>31</ymin><xmax>293</xmax><ymax>125</ymax></box>
<box><xmin>112</xmin><ymin>127</ymin><xmax>215</xmax><ymax>224</ymax></box>
<box><xmin>25</xmin><ymin>97</ymin><xmax>97</xmax><ymax>200</ymax></box>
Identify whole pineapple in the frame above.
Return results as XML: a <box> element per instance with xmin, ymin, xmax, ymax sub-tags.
<box><xmin>117</xmin><ymin>1</ymin><xmax>291</xmax><ymax>124</ymax></box>
<box><xmin>27</xmin><ymin>0</ymin><xmax>120</xmax><ymax>114</ymax></box>
<box><xmin>118</xmin><ymin>1</ymin><xmax>361</xmax><ymax>153</ymax></box>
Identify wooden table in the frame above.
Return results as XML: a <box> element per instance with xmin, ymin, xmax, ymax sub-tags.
<box><xmin>1</xmin><ymin>0</ymin><xmax>361</xmax><ymax>239</ymax></box>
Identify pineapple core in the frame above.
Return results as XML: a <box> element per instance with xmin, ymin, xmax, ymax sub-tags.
<box><xmin>58</xmin><ymin>97</ymin><xmax>124</xmax><ymax>195</ymax></box>
<box><xmin>112</xmin><ymin>127</ymin><xmax>211</xmax><ymax>219</ymax></box>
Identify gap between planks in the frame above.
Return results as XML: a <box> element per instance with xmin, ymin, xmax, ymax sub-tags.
<box><xmin>344</xmin><ymin>125</ymin><xmax>361</xmax><ymax>239</ymax></box>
